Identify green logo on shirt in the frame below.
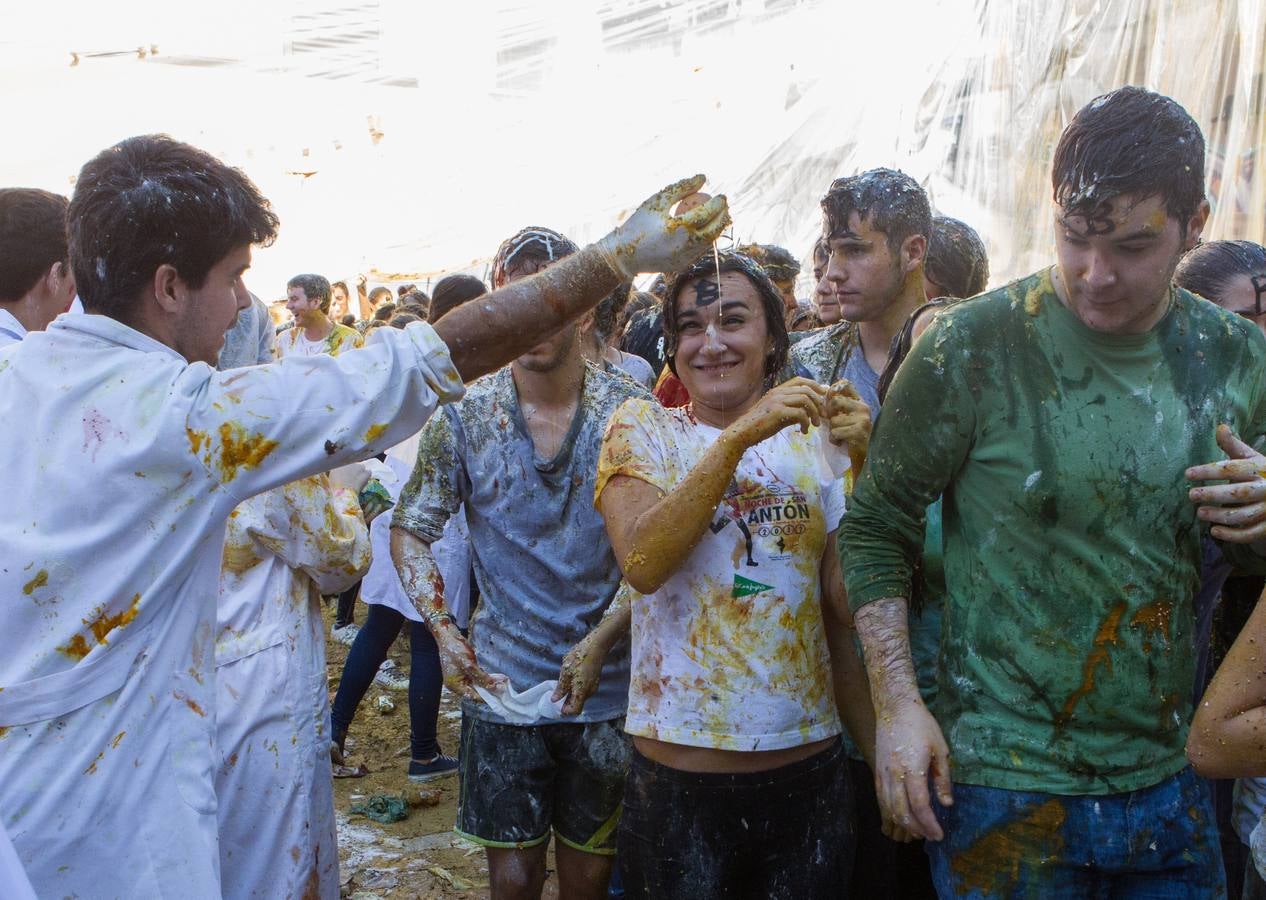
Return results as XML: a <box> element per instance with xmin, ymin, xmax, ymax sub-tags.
<box><xmin>732</xmin><ymin>574</ymin><xmax>774</xmax><ymax>599</ymax></box>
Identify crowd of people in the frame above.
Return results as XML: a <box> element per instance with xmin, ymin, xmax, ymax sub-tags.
<box><xmin>2</xmin><ymin>83</ymin><xmax>1266</xmax><ymax>900</ymax></box>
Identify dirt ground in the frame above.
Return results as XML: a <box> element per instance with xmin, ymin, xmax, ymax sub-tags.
<box><xmin>325</xmin><ymin>604</ymin><xmax>560</xmax><ymax>899</ymax></box>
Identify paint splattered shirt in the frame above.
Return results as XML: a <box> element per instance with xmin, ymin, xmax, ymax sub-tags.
<box><xmin>393</xmin><ymin>363</ymin><xmax>649</xmax><ymax>725</ymax></box>
<box><xmin>842</xmin><ymin>267</ymin><xmax>1266</xmax><ymax>794</ymax></box>
<box><xmin>596</xmin><ymin>399</ymin><xmax>846</xmax><ymax>751</ymax></box>
<box><xmin>274</xmin><ymin>322</ymin><xmax>363</xmax><ymax>359</ymax></box>
<box><xmin>786</xmin><ymin>321</ymin><xmax>881</xmax><ymax>418</ymax></box>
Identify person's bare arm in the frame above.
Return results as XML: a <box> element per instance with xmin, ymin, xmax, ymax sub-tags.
<box><xmin>600</xmin><ymin>379</ymin><xmax>827</xmax><ymax>593</ymax></box>
<box><xmin>552</xmin><ymin>582</ymin><xmax>634</xmax><ymax>716</ymax></box>
<box><xmin>1188</xmin><ymin>588</ymin><xmax>1266</xmax><ymax>777</ymax></box>
<box><xmin>435</xmin><ymin>176</ymin><xmax>728</xmax><ymax>383</ymax></box>
<box><xmin>820</xmin><ymin>532</ymin><xmax>876</xmax><ymax>768</ymax></box>
<box><xmin>390</xmin><ymin>526</ymin><xmax>499</xmax><ymax>700</ymax></box>
<box><xmin>855</xmin><ymin>597</ymin><xmax>952</xmax><ymax>841</ymax></box>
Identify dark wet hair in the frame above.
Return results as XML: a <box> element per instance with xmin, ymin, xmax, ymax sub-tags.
<box><xmin>429</xmin><ymin>273</ymin><xmax>486</xmax><ymax>324</ymax></box>
<box><xmin>594</xmin><ymin>281</ymin><xmax>634</xmax><ymax>343</ymax></box>
<box><xmin>1053</xmin><ymin>86</ymin><xmax>1206</xmax><ymax>229</ymax></box>
<box><xmin>925</xmin><ymin>216</ymin><xmax>990</xmax><ymax>299</ymax></box>
<box><xmin>389</xmin><ymin>312</ymin><xmax>423</xmax><ymax>328</ymax></box>
<box><xmin>647</xmin><ymin>274</ymin><xmax>668</xmax><ymax>299</ymax></box>
<box><xmin>0</xmin><ymin>188</ymin><xmax>69</xmax><ymax>303</ymax></box>
<box><xmin>340</xmin><ymin>312</ymin><xmax>356</xmax><ymax>326</ymax></box>
<box><xmin>811</xmin><ymin>238</ymin><xmax>829</xmax><ymax>279</ymax></box>
<box><xmin>491</xmin><ymin>226</ymin><xmax>579</xmax><ymax>287</ymax></box>
<box><xmin>373</xmin><ymin>302</ymin><xmax>397</xmax><ymax>322</ymax></box>
<box><xmin>1175</xmin><ymin>240</ymin><xmax>1266</xmax><ymax>309</ymax></box>
<box><xmin>662</xmin><ymin>250</ymin><xmax>789</xmax><ymax>380</ymax></box>
<box><xmin>287</xmin><ymin>273</ymin><xmax>332</xmax><ymax>313</ymax></box>
<box><xmin>738</xmin><ymin>242</ymin><xmax>800</xmax><ymax>283</ymax></box>
<box><xmin>618</xmin><ymin>302</ymin><xmax>666</xmax><ymax>375</ymax></box>
<box><xmin>821</xmin><ymin>168</ymin><xmax>931</xmax><ymax>253</ymax></box>
<box><xmin>68</xmin><ymin>134</ymin><xmax>278</xmax><ymax>316</ymax></box>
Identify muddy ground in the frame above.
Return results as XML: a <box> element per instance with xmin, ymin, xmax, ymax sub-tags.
<box><xmin>325</xmin><ymin>604</ymin><xmax>560</xmax><ymax>899</ymax></box>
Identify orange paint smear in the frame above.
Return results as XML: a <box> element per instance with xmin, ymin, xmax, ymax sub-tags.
<box><xmin>1055</xmin><ymin>601</ymin><xmax>1125</xmax><ymax>728</ymax></box>
<box><xmin>950</xmin><ymin>799</ymin><xmax>1066</xmax><ymax>895</ymax></box>
<box><xmin>22</xmin><ymin>569</ymin><xmax>48</xmax><ymax>595</ymax></box>
<box><xmin>174</xmin><ymin>691</ymin><xmax>207</xmax><ymax>717</ymax></box>
<box><xmin>215</xmin><ymin>422</ymin><xmax>279</xmax><ymax>482</ymax></box>
<box><xmin>1130</xmin><ymin>600</ymin><xmax>1172</xmax><ymax>652</ymax></box>
<box><xmin>57</xmin><ymin>594</ymin><xmax>141</xmax><ymax>660</ymax></box>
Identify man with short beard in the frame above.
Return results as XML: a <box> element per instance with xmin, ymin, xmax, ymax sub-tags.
<box><xmin>390</xmin><ymin>226</ymin><xmax>650</xmax><ymax>900</ymax></box>
<box><xmin>788</xmin><ymin>168</ymin><xmax>930</xmax><ymax>417</ymax></box>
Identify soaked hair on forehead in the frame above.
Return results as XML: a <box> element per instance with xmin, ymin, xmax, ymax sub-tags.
<box><xmin>1175</xmin><ymin>240</ymin><xmax>1266</xmax><ymax>307</ymax></box>
<box><xmin>68</xmin><ymin>134</ymin><xmax>278</xmax><ymax>317</ymax></box>
<box><xmin>821</xmin><ymin>167</ymin><xmax>931</xmax><ymax>253</ymax></box>
<box><xmin>287</xmin><ymin>273</ymin><xmax>332</xmax><ymax>312</ymax></box>
<box><xmin>925</xmin><ymin>216</ymin><xmax>990</xmax><ymax>298</ymax></box>
<box><xmin>1053</xmin><ymin>86</ymin><xmax>1206</xmax><ymax>228</ymax></box>
<box><xmin>661</xmin><ymin>250</ymin><xmax>789</xmax><ymax>380</ymax></box>
<box><xmin>491</xmin><ymin>226</ymin><xmax>579</xmax><ymax>287</ymax></box>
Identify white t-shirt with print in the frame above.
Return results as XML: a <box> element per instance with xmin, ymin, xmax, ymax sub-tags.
<box><xmin>596</xmin><ymin>398</ymin><xmax>847</xmax><ymax>752</ymax></box>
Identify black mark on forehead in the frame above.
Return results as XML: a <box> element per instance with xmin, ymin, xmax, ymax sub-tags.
<box><xmin>693</xmin><ymin>278</ymin><xmax>720</xmax><ymax>308</ymax></box>
<box><xmin>1252</xmin><ymin>274</ymin><xmax>1266</xmax><ymax>315</ymax></box>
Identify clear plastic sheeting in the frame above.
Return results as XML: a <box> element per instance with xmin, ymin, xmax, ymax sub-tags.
<box><xmin>0</xmin><ymin>0</ymin><xmax>1262</xmax><ymax>296</ymax></box>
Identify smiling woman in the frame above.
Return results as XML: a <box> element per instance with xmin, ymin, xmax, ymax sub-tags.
<box><xmin>593</xmin><ymin>249</ymin><xmax>875</xmax><ymax>897</ymax></box>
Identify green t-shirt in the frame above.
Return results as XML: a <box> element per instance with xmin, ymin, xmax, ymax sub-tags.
<box><xmin>842</xmin><ymin>267</ymin><xmax>1266</xmax><ymax>794</ymax></box>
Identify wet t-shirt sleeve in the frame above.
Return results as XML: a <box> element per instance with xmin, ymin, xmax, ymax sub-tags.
<box><xmin>595</xmin><ymin>398</ymin><xmax>674</xmax><ymax>503</ymax></box>
<box><xmin>392</xmin><ymin>408</ymin><xmax>464</xmax><ymax>543</ymax></box>
<box><xmin>840</xmin><ymin>312</ymin><xmax>975</xmax><ymax>610</ymax></box>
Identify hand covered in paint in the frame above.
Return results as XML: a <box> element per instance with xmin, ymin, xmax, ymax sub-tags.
<box><xmin>552</xmin><ymin>633</ymin><xmax>606</xmax><ymax>716</ymax></box>
<box><xmin>873</xmin><ymin>699</ymin><xmax>952</xmax><ymax>842</ymax></box>
<box><xmin>825</xmin><ymin>380</ymin><xmax>872</xmax><ymax>477</ymax></box>
<box><xmin>729</xmin><ymin>377</ymin><xmax>828</xmax><ymax>448</ymax></box>
<box><xmin>595</xmin><ymin>174</ymin><xmax>730</xmax><ymax>278</ymax></box>
<box><xmin>431</xmin><ymin>619</ymin><xmax>503</xmax><ymax>702</ymax></box>
<box><xmin>1187</xmin><ymin>425</ymin><xmax>1266</xmax><ymax>543</ymax></box>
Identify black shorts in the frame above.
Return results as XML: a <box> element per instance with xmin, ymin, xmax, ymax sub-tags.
<box><xmin>455</xmin><ymin>715</ymin><xmax>629</xmax><ymax>855</ymax></box>
<box><xmin>618</xmin><ymin>738</ymin><xmax>854</xmax><ymax>899</ymax></box>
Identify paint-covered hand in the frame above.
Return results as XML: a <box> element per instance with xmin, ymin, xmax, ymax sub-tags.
<box><xmin>825</xmin><ymin>380</ymin><xmax>872</xmax><ymax>460</ymax></box>
<box><xmin>873</xmin><ymin>699</ymin><xmax>952</xmax><ymax>842</ymax></box>
<box><xmin>730</xmin><ymin>377</ymin><xmax>828</xmax><ymax>448</ymax></box>
<box><xmin>595</xmin><ymin>174</ymin><xmax>730</xmax><ymax>278</ymax></box>
<box><xmin>432</xmin><ymin>620</ymin><xmax>502</xmax><ymax>701</ymax></box>
<box><xmin>1187</xmin><ymin>424</ymin><xmax>1266</xmax><ymax>543</ymax></box>
<box><xmin>552</xmin><ymin>634</ymin><xmax>605</xmax><ymax>716</ymax></box>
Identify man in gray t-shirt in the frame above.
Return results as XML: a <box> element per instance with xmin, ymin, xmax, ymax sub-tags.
<box><xmin>391</xmin><ymin>226</ymin><xmax>648</xmax><ymax>900</ymax></box>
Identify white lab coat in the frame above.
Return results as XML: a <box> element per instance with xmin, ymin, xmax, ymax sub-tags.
<box><xmin>216</xmin><ymin>476</ymin><xmax>370</xmax><ymax>900</ymax></box>
<box><xmin>0</xmin><ymin>314</ymin><xmax>463</xmax><ymax>898</ymax></box>
<box><xmin>361</xmin><ymin>456</ymin><xmax>473</xmax><ymax>628</ymax></box>
<box><xmin>0</xmin><ymin>822</ymin><xmax>35</xmax><ymax>900</ymax></box>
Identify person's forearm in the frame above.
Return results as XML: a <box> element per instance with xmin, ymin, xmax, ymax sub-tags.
<box><xmin>1189</xmin><ymin>590</ymin><xmax>1266</xmax><ymax>776</ymax></box>
<box><xmin>855</xmin><ymin>597</ymin><xmax>924</xmax><ymax>718</ymax></box>
<box><xmin>434</xmin><ymin>246</ymin><xmax>620</xmax><ymax>383</ymax></box>
<box><xmin>586</xmin><ymin>581</ymin><xmax>634</xmax><ymax>654</ymax></box>
<box><xmin>825</xmin><ymin>613</ymin><xmax>877</xmax><ymax>768</ymax></box>
<box><xmin>613</xmin><ymin>429</ymin><xmax>748</xmax><ymax>593</ymax></box>
<box><xmin>390</xmin><ymin>526</ymin><xmax>454</xmax><ymax>632</ymax></box>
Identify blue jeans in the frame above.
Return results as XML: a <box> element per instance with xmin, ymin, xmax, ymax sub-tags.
<box><xmin>330</xmin><ymin>603</ymin><xmax>443</xmax><ymax>760</ymax></box>
<box><xmin>926</xmin><ymin>767</ymin><xmax>1225</xmax><ymax>898</ymax></box>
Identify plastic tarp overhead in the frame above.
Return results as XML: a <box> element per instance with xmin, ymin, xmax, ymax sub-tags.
<box><xmin>1</xmin><ymin>0</ymin><xmax>1262</xmax><ymax>298</ymax></box>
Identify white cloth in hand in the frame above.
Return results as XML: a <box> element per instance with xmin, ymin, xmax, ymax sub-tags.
<box><xmin>474</xmin><ymin>677</ymin><xmax>567</xmax><ymax>725</ymax></box>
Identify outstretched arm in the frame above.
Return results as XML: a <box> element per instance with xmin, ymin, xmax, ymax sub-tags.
<box><xmin>553</xmin><ymin>582</ymin><xmax>635</xmax><ymax>716</ymax></box>
<box><xmin>435</xmin><ymin>175</ymin><xmax>729</xmax><ymax>382</ymax></box>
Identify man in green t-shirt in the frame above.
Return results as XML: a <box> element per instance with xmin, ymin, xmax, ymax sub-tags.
<box><xmin>841</xmin><ymin>86</ymin><xmax>1266</xmax><ymax>897</ymax></box>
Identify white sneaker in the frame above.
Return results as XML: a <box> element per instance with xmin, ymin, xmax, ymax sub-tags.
<box><xmin>374</xmin><ymin>659</ymin><xmax>410</xmax><ymax>691</ymax></box>
<box><xmin>331</xmin><ymin>622</ymin><xmax>360</xmax><ymax>646</ymax></box>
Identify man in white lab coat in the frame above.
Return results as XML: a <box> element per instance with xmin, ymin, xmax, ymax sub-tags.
<box><xmin>0</xmin><ymin>188</ymin><xmax>76</xmax><ymax>348</ymax></box>
<box><xmin>0</xmin><ymin>133</ymin><xmax>729</xmax><ymax>898</ymax></box>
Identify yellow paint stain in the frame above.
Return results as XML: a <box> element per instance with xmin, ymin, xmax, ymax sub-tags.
<box><xmin>110</xmin><ymin>731</ymin><xmax>126</xmax><ymax>749</ymax></box>
<box><xmin>950</xmin><ymin>799</ymin><xmax>1066</xmax><ymax>895</ymax></box>
<box><xmin>22</xmin><ymin>569</ymin><xmax>48</xmax><ymax>595</ymax></box>
<box><xmin>222</xmin><ymin>541</ymin><xmax>264</xmax><ymax>576</ymax></box>
<box><xmin>186</xmin><ymin>427</ymin><xmax>207</xmax><ymax>456</ymax></box>
<box><xmin>83</xmin><ymin>751</ymin><xmax>105</xmax><ymax>775</ymax></box>
<box><xmin>1130</xmin><ymin>600</ymin><xmax>1172</xmax><ymax>652</ymax></box>
<box><xmin>215</xmin><ymin>422</ymin><xmax>279</xmax><ymax>482</ymax></box>
<box><xmin>56</xmin><ymin>594</ymin><xmax>142</xmax><ymax>660</ymax></box>
<box><xmin>0</xmin><ymin>726</ymin><xmax>9</xmax><ymax>740</ymax></box>
<box><xmin>364</xmin><ymin>423</ymin><xmax>389</xmax><ymax>443</ymax></box>
<box><xmin>1055</xmin><ymin>601</ymin><xmax>1125</xmax><ymax>728</ymax></box>
<box><xmin>1023</xmin><ymin>285</ymin><xmax>1043</xmax><ymax>316</ymax></box>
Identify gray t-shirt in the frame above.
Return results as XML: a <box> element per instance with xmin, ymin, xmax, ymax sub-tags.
<box><xmin>787</xmin><ymin>322</ymin><xmax>880</xmax><ymax>419</ymax></box>
<box><xmin>393</xmin><ymin>362</ymin><xmax>649</xmax><ymax>724</ymax></box>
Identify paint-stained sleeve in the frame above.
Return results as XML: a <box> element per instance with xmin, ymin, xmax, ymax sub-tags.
<box><xmin>180</xmin><ymin>322</ymin><xmax>465</xmax><ymax>505</ymax></box>
<box><xmin>839</xmin><ymin>313</ymin><xmax>976</xmax><ymax>611</ymax></box>
<box><xmin>249</xmin><ymin>476</ymin><xmax>372</xmax><ymax>595</ymax></box>
<box><xmin>594</xmin><ymin>398</ymin><xmax>673</xmax><ymax>504</ymax></box>
<box><xmin>390</xmin><ymin>409</ymin><xmax>464</xmax><ymax>544</ymax></box>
